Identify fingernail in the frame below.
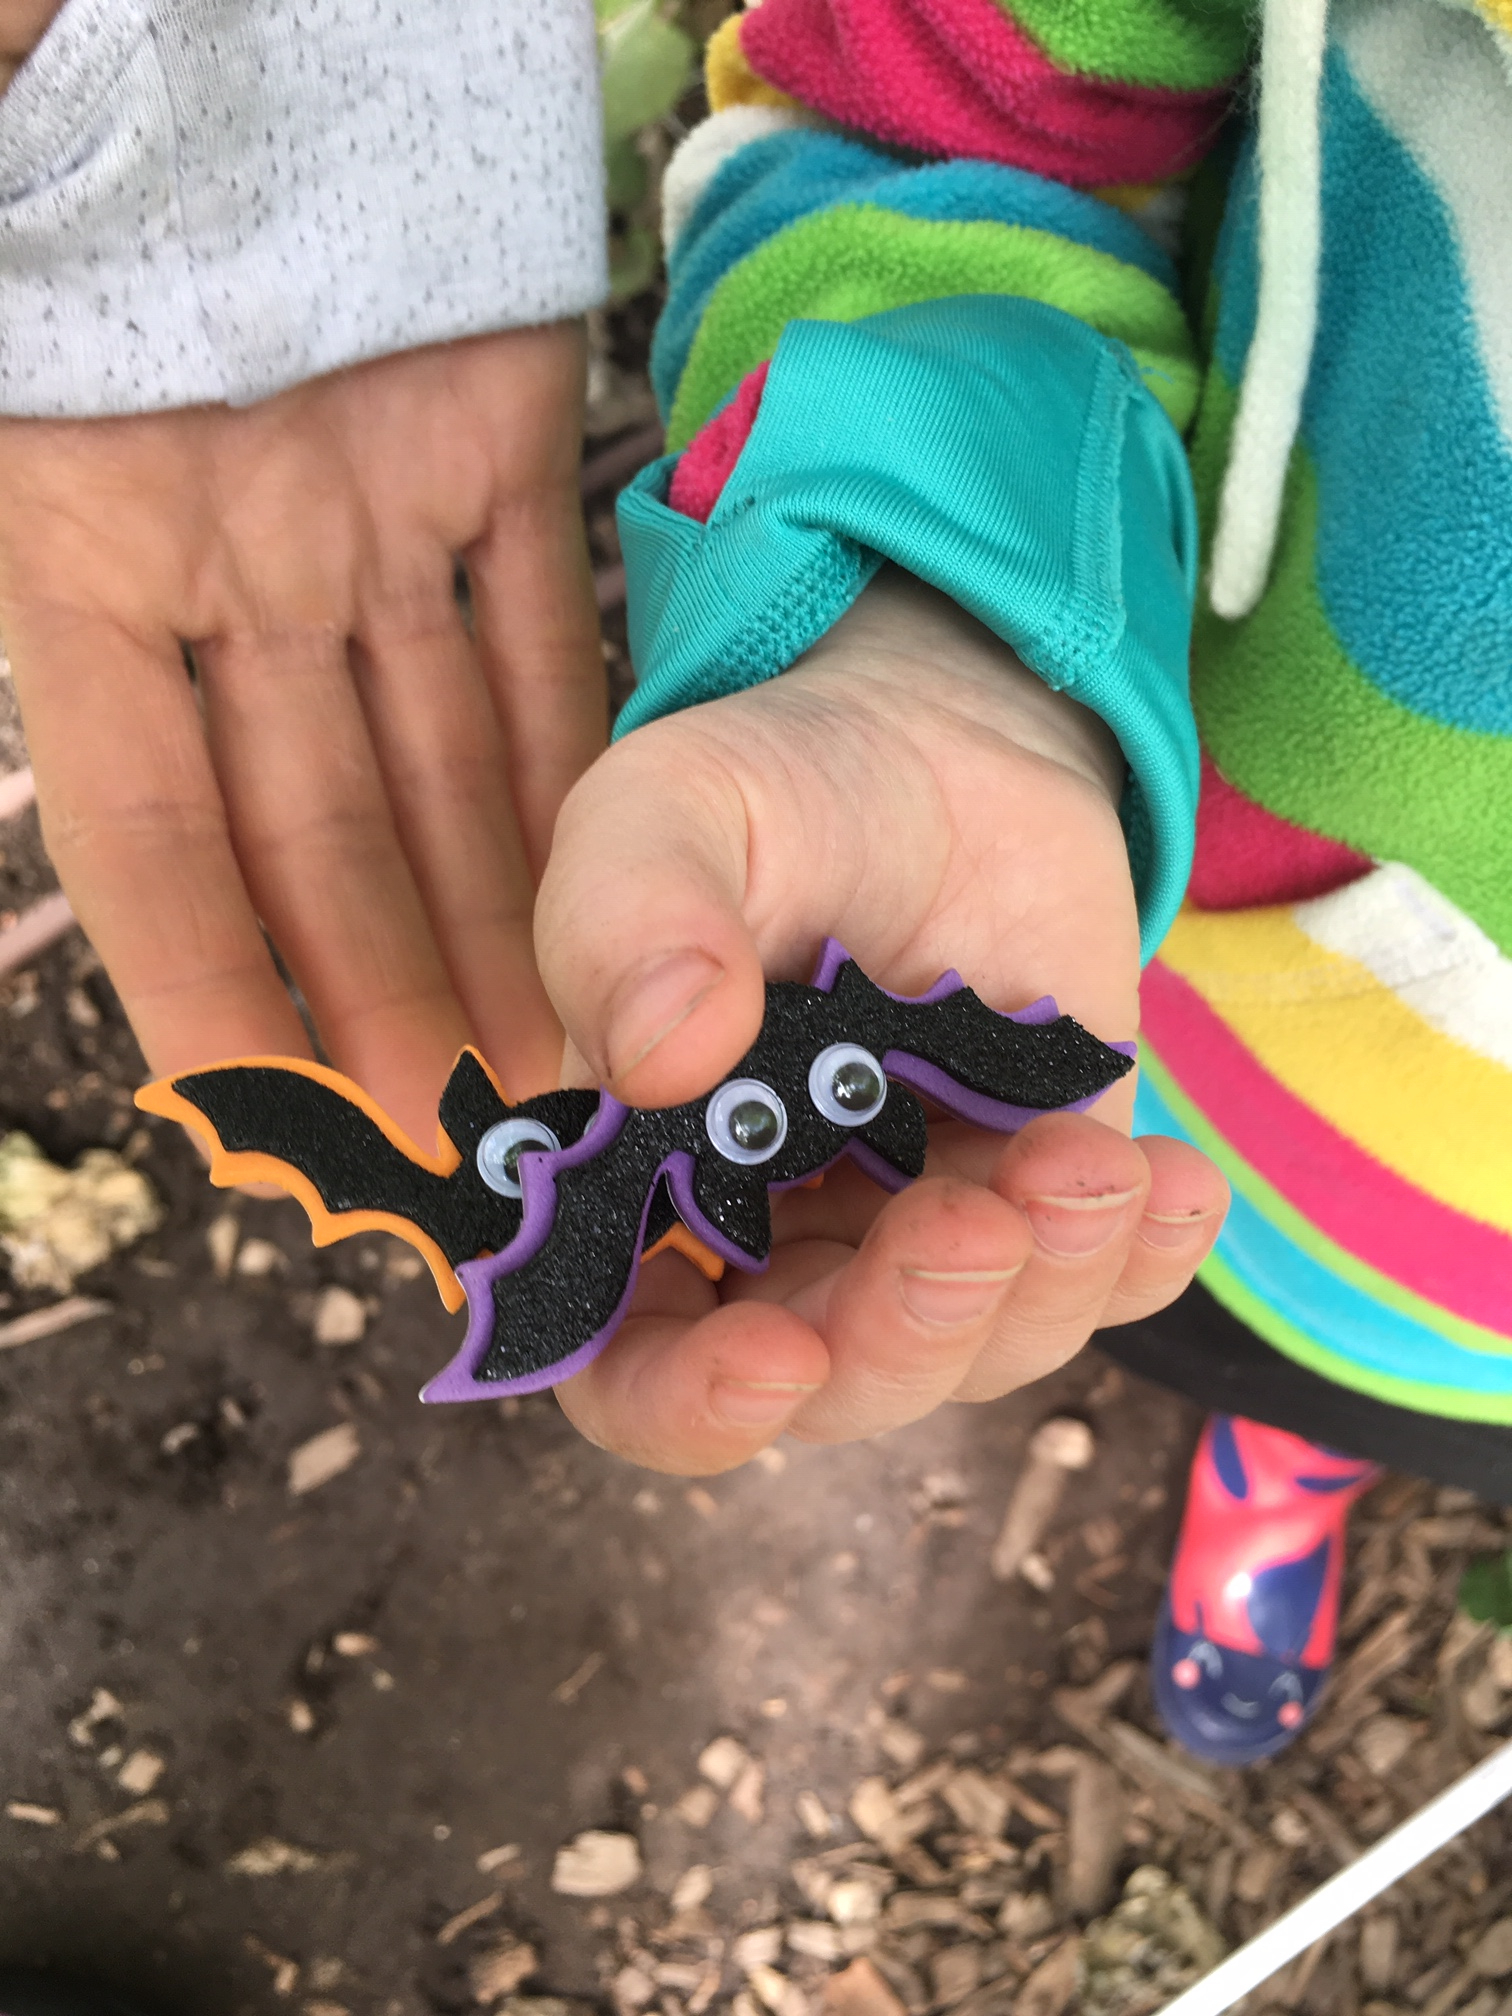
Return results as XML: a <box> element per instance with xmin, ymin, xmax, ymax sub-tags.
<box><xmin>709</xmin><ymin>1380</ymin><xmax>820</xmax><ymax>1428</ymax></box>
<box><xmin>1022</xmin><ymin>1187</ymin><xmax>1140</xmax><ymax>1257</ymax></box>
<box><xmin>606</xmin><ymin>950</ymin><xmax>724</xmax><ymax>1081</ymax></box>
<box><xmin>1139</xmin><ymin>1207</ymin><xmax>1221</xmax><ymax>1251</ymax></box>
<box><xmin>900</xmin><ymin>1267</ymin><xmax>1022</xmax><ymax>1327</ymax></box>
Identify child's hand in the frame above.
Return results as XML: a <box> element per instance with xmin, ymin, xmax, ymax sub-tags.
<box><xmin>0</xmin><ymin>327</ymin><xmax>605</xmax><ymax>1139</ymax></box>
<box><xmin>537</xmin><ymin>567</ymin><xmax>1227</xmax><ymax>1473</ymax></box>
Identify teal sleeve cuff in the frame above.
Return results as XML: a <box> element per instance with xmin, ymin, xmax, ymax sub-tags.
<box><xmin>614</xmin><ymin>295</ymin><xmax>1200</xmax><ymax>962</ymax></box>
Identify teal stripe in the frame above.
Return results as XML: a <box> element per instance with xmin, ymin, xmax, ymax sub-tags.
<box><xmin>1214</xmin><ymin>53</ymin><xmax>1512</xmax><ymax>736</ymax></box>
<box><xmin>655</xmin><ymin>128</ymin><xmax>1178</xmax><ymax>419</ymax></box>
<box><xmin>1135</xmin><ymin>1066</ymin><xmax>1512</xmax><ymax>1402</ymax></box>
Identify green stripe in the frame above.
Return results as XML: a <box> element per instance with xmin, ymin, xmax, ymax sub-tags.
<box><xmin>1198</xmin><ymin>1250</ymin><xmax>1512</xmax><ymax>1424</ymax></box>
<box><xmin>1002</xmin><ymin>0</ymin><xmax>1250</xmax><ymax>92</ymax></box>
<box><xmin>1142</xmin><ymin>1049</ymin><xmax>1512</xmax><ymax>1359</ymax></box>
<box><xmin>1189</xmin><ymin>367</ymin><xmax>1512</xmax><ymax>956</ymax></box>
<box><xmin>667</xmin><ymin>204</ymin><xmax>1198</xmax><ymax>448</ymax></box>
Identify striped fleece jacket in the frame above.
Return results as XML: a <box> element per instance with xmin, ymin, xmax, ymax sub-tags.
<box><xmin>616</xmin><ymin>0</ymin><xmax>1512</xmax><ymax>1428</ymax></box>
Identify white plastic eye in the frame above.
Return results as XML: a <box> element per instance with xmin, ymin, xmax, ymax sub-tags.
<box><xmin>705</xmin><ymin>1078</ymin><xmax>788</xmax><ymax>1165</ymax></box>
<box><xmin>807</xmin><ymin>1042</ymin><xmax>887</xmax><ymax>1126</ymax></box>
<box><xmin>476</xmin><ymin>1117</ymin><xmax>562</xmax><ymax>1198</ymax></box>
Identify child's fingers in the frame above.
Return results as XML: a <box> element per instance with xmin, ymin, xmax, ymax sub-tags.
<box><xmin>947</xmin><ymin>1112</ymin><xmax>1151</xmax><ymax>1402</ymax></box>
<box><xmin>1094</xmin><ymin>1132</ymin><xmax>1230</xmax><ymax>1329</ymax></box>
<box><xmin>535</xmin><ymin>720</ymin><xmax>769</xmax><ymax>1108</ymax></box>
<box><xmin>553</xmin><ymin>1296</ymin><xmax>830</xmax><ymax>1477</ymax></box>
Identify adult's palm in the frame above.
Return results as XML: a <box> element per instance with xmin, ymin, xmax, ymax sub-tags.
<box><xmin>0</xmin><ymin>326</ymin><xmax>605</xmax><ymax>1138</ymax></box>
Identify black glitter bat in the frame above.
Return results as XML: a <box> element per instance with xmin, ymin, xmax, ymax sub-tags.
<box><xmin>137</xmin><ymin>941</ymin><xmax>1134</xmax><ymax>1401</ymax></box>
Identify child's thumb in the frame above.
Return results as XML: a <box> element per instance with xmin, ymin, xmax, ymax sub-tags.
<box><xmin>535</xmin><ymin>728</ymin><xmax>766</xmax><ymax>1108</ymax></box>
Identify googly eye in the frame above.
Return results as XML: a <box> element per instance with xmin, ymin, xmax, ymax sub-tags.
<box><xmin>706</xmin><ymin>1078</ymin><xmax>788</xmax><ymax>1165</ymax></box>
<box><xmin>476</xmin><ymin>1117</ymin><xmax>562</xmax><ymax>1198</ymax></box>
<box><xmin>807</xmin><ymin>1043</ymin><xmax>887</xmax><ymax>1126</ymax></box>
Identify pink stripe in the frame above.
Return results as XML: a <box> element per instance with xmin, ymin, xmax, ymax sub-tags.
<box><xmin>740</xmin><ymin>0</ymin><xmax>1233</xmax><ymax>189</ymax></box>
<box><xmin>668</xmin><ymin>361</ymin><xmax>771</xmax><ymax>523</ymax></box>
<box><xmin>1142</xmin><ymin>959</ymin><xmax>1512</xmax><ymax>1336</ymax></box>
<box><xmin>1189</xmin><ymin>752</ymin><xmax>1371</xmax><ymax>911</ymax></box>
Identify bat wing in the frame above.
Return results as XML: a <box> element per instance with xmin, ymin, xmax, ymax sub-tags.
<box><xmin>825</xmin><ymin>955</ymin><xmax>1134</xmax><ymax>1125</ymax></box>
<box><xmin>137</xmin><ymin>1051</ymin><xmax>537</xmax><ymax>1311</ymax></box>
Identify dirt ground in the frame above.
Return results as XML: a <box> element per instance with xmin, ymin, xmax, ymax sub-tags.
<box><xmin>4</xmin><ymin>454</ymin><xmax>1512</xmax><ymax>2016</ymax></box>
<box><xmin>0</xmin><ymin>889</ymin><xmax>1196</xmax><ymax>2013</ymax></box>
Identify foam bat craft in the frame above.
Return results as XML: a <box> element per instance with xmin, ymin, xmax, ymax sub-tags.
<box><xmin>136</xmin><ymin>942</ymin><xmax>1134</xmax><ymax>1402</ymax></box>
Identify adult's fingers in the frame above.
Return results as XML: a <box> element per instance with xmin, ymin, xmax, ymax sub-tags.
<box><xmin>770</xmin><ymin>1175</ymin><xmax>1033</xmax><ymax>1444</ymax></box>
<box><xmin>948</xmin><ymin>1111</ymin><xmax>1152</xmax><ymax>1402</ymax></box>
<box><xmin>351</xmin><ymin>582</ymin><xmax>563</xmax><ymax>1099</ymax></box>
<box><xmin>7</xmin><ymin>608</ymin><xmax>310</xmax><ymax>1071</ymax></box>
<box><xmin>555</xmin><ymin>1291</ymin><xmax>830</xmax><ymax>1476</ymax></box>
<box><xmin>1095</xmin><ymin>1132</ymin><xmax>1229</xmax><ymax>1328</ymax></box>
<box><xmin>195</xmin><ymin>622</ymin><xmax>472</xmax><ymax>1141</ymax></box>
<box><xmin>536</xmin><ymin>718</ymin><xmax>768</xmax><ymax>1108</ymax></box>
<box><xmin>466</xmin><ymin>326</ymin><xmax>607</xmax><ymax>881</ymax></box>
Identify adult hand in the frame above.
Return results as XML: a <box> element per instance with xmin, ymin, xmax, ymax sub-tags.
<box><xmin>0</xmin><ymin>326</ymin><xmax>606</xmax><ymax>1138</ymax></box>
<box><xmin>0</xmin><ymin>0</ymin><xmax>61</xmax><ymax>91</ymax></box>
<box><xmin>536</xmin><ymin>567</ymin><xmax>1228</xmax><ymax>1473</ymax></box>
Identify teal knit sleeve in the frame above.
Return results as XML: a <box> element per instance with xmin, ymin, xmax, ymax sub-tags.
<box><xmin>614</xmin><ymin>295</ymin><xmax>1200</xmax><ymax>962</ymax></box>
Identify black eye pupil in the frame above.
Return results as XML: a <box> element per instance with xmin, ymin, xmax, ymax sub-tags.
<box><xmin>499</xmin><ymin>1140</ymin><xmax>526</xmax><ymax>1176</ymax></box>
<box><xmin>831</xmin><ymin>1060</ymin><xmax>883</xmax><ymax>1112</ymax></box>
<box><xmin>730</xmin><ymin>1098</ymin><xmax>780</xmax><ymax>1151</ymax></box>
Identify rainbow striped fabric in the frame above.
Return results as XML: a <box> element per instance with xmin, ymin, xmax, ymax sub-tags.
<box><xmin>623</xmin><ymin>0</ymin><xmax>1512</xmax><ymax>1428</ymax></box>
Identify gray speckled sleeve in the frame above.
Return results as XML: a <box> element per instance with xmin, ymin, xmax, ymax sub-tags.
<box><xmin>0</xmin><ymin>0</ymin><xmax>607</xmax><ymax>416</ymax></box>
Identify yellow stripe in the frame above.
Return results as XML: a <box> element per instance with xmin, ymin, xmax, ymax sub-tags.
<box><xmin>1160</xmin><ymin>904</ymin><xmax>1512</xmax><ymax>1235</ymax></box>
<box><xmin>706</xmin><ymin>15</ymin><xmax>801</xmax><ymax>113</ymax></box>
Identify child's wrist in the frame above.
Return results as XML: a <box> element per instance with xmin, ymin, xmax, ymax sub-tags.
<box><xmin>794</xmin><ymin>566</ymin><xmax>1126</xmax><ymax>809</ymax></box>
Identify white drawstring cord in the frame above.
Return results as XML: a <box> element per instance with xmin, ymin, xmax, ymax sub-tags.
<box><xmin>1209</xmin><ymin>0</ymin><xmax>1331</xmax><ymax>619</ymax></box>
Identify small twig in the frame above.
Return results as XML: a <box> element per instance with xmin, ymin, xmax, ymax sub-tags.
<box><xmin>0</xmin><ymin>888</ymin><xmax>75</xmax><ymax>978</ymax></box>
<box><xmin>75</xmin><ymin>1797</ymin><xmax>170</xmax><ymax>1851</ymax></box>
<box><xmin>0</xmin><ymin>765</ymin><xmax>35</xmax><ymax>821</ymax></box>
<box><xmin>991</xmin><ymin>1418</ymin><xmax>1094</xmax><ymax>1581</ymax></box>
<box><xmin>0</xmin><ymin>1297</ymin><xmax>112</xmax><ymax>1351</ymax></box>
<box><xmin>436</xmin><ymin>1891</ymin><xmax>504</xmax><ymax>1946</ymax></box>
<box><xmin>552</xmin><ymin>1650</ymin><xmax>605</xmax><ymax>1705</ymax></box>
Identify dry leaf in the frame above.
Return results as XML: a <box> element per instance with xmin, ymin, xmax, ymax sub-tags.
<box><xmin>698</xmin><ymin>1736</ymin><xmax>749</xmax><ymax>1789</ymax></box>
<box><xmin>471</xmin><ymin>1938</ymin><xmax>538</xmax><ymax>2002</ymax></box>
<box><xmin>115</xmin><ymin>1750</ymin><xmax>165</xmax><ymax>1797</ymax></box>
<box><xmin>675</xmin><ymin>1784</ymin><xmax>720</xmax><ymax>1828</ymax></box>
<box><xmin>312</xmin><ymin>1285</ymin><xmax>367</xmax><ymax>1346</ymax></box>
<box><xmin>287</xmin><ymin>1422</ymin><xmax>360</xmax><ymax>1496</ymax></box>
<box><xmin>821</xmin><ymin>1958</ymin><xmax>905</xmax><ymax>2016</ymax></box>
<box><xmin>227</xmin><ymin>1836</ymin><xmax>325</xmax><ymax>1876</ymax></box>
<box><xmin>941</xmin><ymin>1769</ymin><xmax>1008</xmax><ymax>1840</ymax></box>
<box><xmin>1016</xmin><ymin>1939</ymin><xmax>1080</xmax><ymax>2016</ymax></box>
<box><xmin>729</xmin><ymin>1760</ymin><xmax>765</xmax><ymax>1825</ymax></box>
<box><xmin>670</xmin><ymin>1865</ymin><xmax>712</xmax><ymax>1913</ymax></box>
<box><xmin>550</xmin><ymin>1830</ymin><xmax>641</xmax><ymax>1897</ymax></box>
